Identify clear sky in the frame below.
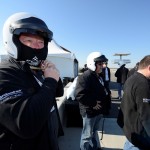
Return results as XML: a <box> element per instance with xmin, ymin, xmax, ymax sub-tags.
<box><xmin>0</xmin><ymin>0</ymin><xmax>150</xmax><ymax>68</ymax></box>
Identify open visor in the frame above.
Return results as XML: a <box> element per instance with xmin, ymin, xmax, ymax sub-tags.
<box><xmin>9</xmin><ymin>17</ymin><xmax>53</xmax><ymax>41</ymax></box>
<box><xmin>12</xmin><ymin>28</ymin><xmax>53</xmax><ymax>41</ymax></box>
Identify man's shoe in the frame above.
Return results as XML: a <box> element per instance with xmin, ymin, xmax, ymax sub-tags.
<box><xmin>117</xmin><ymin>97</ymin><xmax>122</xmax><ymax>100</ymax></box>
<box><xmin>119</xmin><ymin>97</ymin><xmax>122</xmax><ymax>100</ymax></box>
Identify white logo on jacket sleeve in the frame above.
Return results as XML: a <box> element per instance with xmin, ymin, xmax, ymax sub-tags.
<box><xmin>143</xmin><ymin>98</ymin><xmax>150</xmax><ymax>103</ymax></box>
<box><xmin>0</xmin><ymin>89</ymin><xmax>23</xmax><ymax>102</ymax></box>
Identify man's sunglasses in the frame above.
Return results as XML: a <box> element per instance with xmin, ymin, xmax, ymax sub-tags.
<box><xmin>97</xmin><ymin>63</ymin><xmax>103</xmax><ymax>65</ymax></box>
<box><xmin>103</xmin><ymin>62</ymin><xmax>108</xmax><ymax>64</ymax></box>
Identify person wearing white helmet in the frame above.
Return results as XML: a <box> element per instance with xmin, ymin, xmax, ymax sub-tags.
<box><xmin>75</xmin><ymin>52</ymin><xmax>108</xmax><ymax>150</ymax></box>
<box><xmin>0</xmin><ymin>12</ymin><xmax>64</xmax><ymax>150</ymax></box>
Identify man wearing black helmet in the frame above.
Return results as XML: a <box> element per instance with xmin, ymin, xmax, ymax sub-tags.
<box><xmin>0</xmin><ymin>12</ymin><xmax>64</xmax><ymax>150</ymax></box>
<box><xmin>75</xmin><ymin>52</ymin><xmax>108</xmax><ymax>150</ymax></box>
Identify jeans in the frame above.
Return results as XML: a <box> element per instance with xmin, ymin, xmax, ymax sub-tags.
<box><xmin>124</xmin><ymin>139</ymin><xmax>141</xmax><ymax>150</ymax></box>
<box><xmin>118</xmin><ymin>83</ymin><xmax>124</xmax><ymax>98</ymax></box>
<box><xmin>80</xmin><ymin>114</ymin><xmax>102</xmax><ymax>150</ymax></box>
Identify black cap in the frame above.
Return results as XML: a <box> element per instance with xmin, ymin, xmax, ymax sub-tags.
<box><xmin>94</xmin><ymin>55</ymin><xmax>108</xmax><ymax>62</ymax></box>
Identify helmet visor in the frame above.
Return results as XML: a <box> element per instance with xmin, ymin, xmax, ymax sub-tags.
<box><xmin>12</xmin><ymin>28</ymin><xmax>52</xmax><ymax>41</ymax></box>
<box><xmin>9</xmin><ymin>17</ymin><xmax>53</xmax><ymax>41</ymax></box>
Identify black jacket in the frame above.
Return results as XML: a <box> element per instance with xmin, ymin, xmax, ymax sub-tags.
<box><xmin>118</xmin><ymin>72</ymin><xmax>150</xmax><ymax>150</ymax></box>
<box><xmin>115</xmin><ymin>65</ymin><xmax>129</xmax><ymax>84</ymax></box>
<box><xmin>75</xmin><ymin>69</ymin><xmax>107</xmax><ymax>118</ymax></box>
<box><xmin>0</xmin><ymin>58</ymin><xmax>64</xmax><ymax>150</ymax></box>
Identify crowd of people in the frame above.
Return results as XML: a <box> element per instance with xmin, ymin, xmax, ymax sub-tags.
<box><xmin>0</xmin><ymin>11</ymin><xmax>150</xmax><ymax>150</ymax></box>
<box><xmin>75</xmin><ymin>53</ymin><xmax>150</xmax><ymax>150</ymax></box>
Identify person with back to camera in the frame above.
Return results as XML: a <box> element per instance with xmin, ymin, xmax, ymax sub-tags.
<box><xmin>117</xmin><ymin>55</ymin><xmax>150</xmax><ymax>150</ymax></box>
<box><xmin>0</xmin><ymin>12</ymin><xmax>64</xmax><ymax>150</ymax></box>
<box><xmin>115</xmin><ymin>61</ymin><xmax>129</xmax><ymax>100</ymax></box>
<box><xmin>75</xmin><ymin>52</ymin><xmax>108</xmax><ymax>150</ymax></box>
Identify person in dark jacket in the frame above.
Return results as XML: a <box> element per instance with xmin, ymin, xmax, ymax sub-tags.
<box><xmin>75</xmin><ymin>52</ymin><xmax>108</xmax><ymax>150</ymax></box>
<box><xmin>117</xmin><ymin>55</ymin><xmax>150</xmax><ymax>150</ymax></box>
<box><xmin>0</xmin><ymin>12</ymin><xmax>64</xmax><ymax>150</ymax></box>
<box><xmin>115</xmin><ymin>62</ymin><xmax>129</xmax><ymax>100</ymax></box>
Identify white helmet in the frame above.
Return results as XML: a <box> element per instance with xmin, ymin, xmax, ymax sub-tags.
<box><xmin>86</xmin><ymin>52</ymin><xmax>108</xmax><ymax>71</ymax></box>
<box><xmin>3</xmin><ymin>12</ymin><xmax>53</xmax><ymax>59</ymax></box>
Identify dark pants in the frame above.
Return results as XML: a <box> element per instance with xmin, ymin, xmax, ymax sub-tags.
<box><xmin>104</xmin><ymin>81</ymin><xmax>111</xmax><ymax>114</ymax></box>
